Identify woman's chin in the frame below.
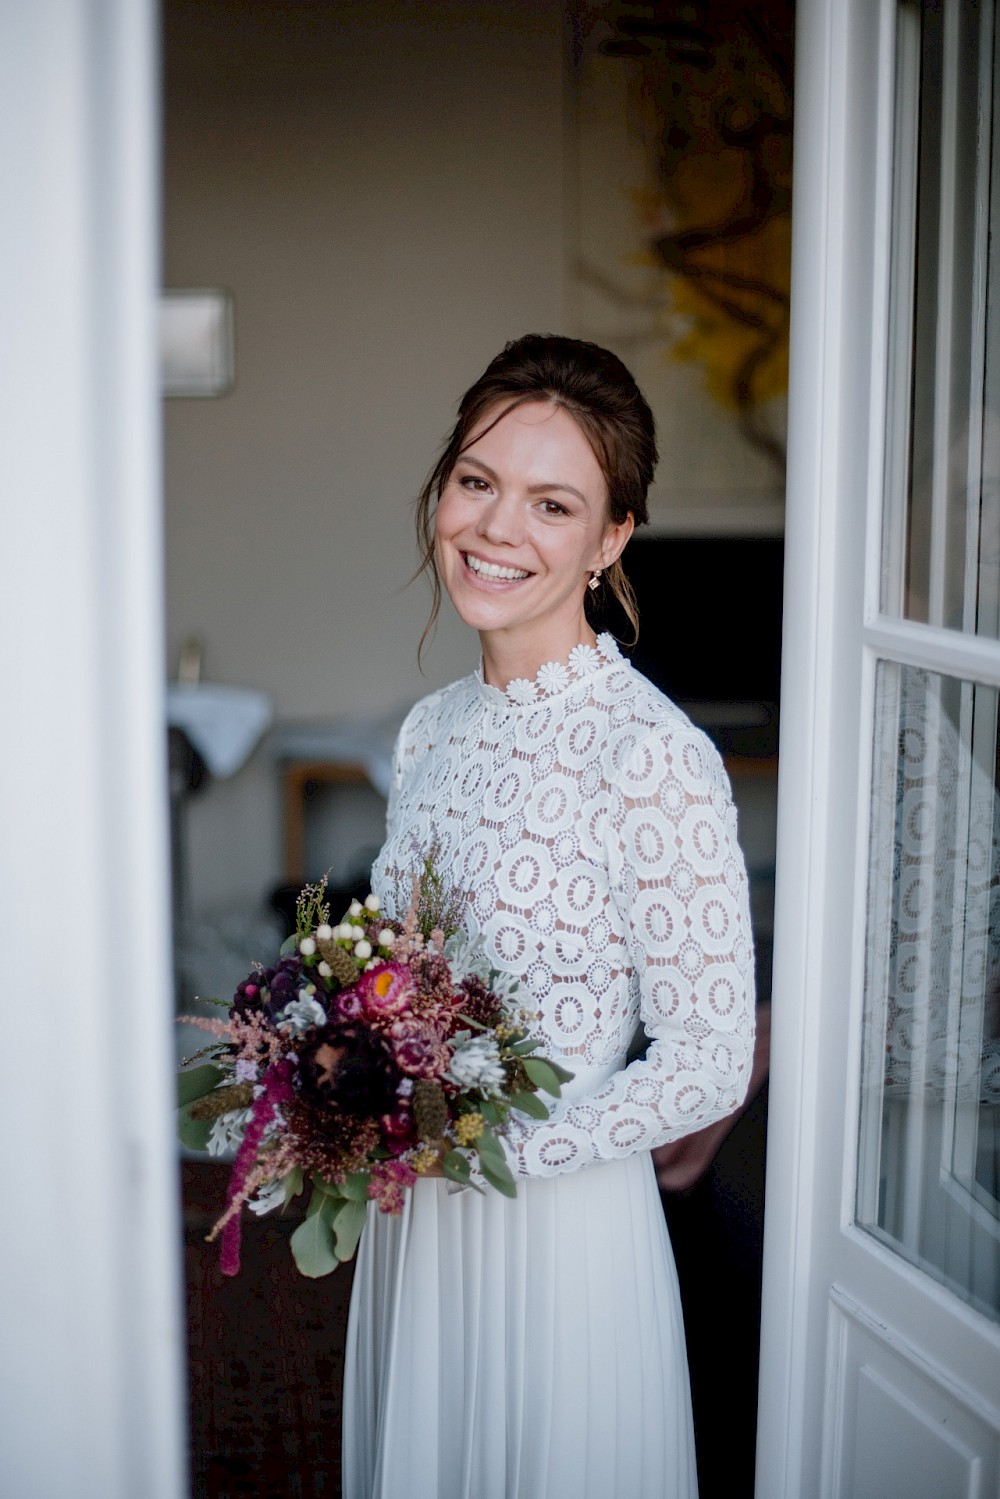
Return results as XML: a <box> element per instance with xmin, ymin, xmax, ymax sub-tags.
<box><xmin>445</xmin><ymin>578</ymin><xmax>535</xmax><ymax>633</ymax></box>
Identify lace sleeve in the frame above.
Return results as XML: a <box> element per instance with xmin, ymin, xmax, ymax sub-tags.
<box><xmin>505</xmin><ymin>722</ymin><xmax>757</xmax><ymax>1178</ymax></box>
<box><xmin>383</xmin><ymin>690</ymin><xmax>444</xmax><ymax>839</ymax></box>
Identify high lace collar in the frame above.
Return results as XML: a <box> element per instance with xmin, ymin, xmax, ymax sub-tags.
<box><xmin>475</xmin><ymin>632</ymin><xmax>622</xmax><ymax>709</ymax></box>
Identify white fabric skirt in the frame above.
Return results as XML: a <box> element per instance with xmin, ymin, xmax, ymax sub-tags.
<box><xmin>342</xmin><ymin>1150</ymin><xmax>698</xmax><ymax>1499</ymax></box>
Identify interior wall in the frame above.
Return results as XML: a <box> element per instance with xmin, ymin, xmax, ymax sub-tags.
<box><xmin>162</xmin><ymin>0</ymin><xmax>567</xmax><ymax>920</ymax></box>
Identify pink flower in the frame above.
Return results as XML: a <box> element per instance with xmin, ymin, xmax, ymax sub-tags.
<box><xmin>389</xmin><ymin>1016</ymin><xmax>451</xmax><ymax>1079</ymax></box>
<box><xmin>367</xmin><ymin>1157</ymin><xmax>418</xmax><ymax>1214</ymax></box>
<box><xmin>352</xmin><ymin>961</ymin><xmax>415</xmax><ymax>1021</ymax></box>
<box><xmin>334</xmin><ymin>988</ymin><xmax>366</xmax><ymax>1022</ymax></box>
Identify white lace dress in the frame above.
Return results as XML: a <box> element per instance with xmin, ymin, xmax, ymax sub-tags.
<box><xmin>342</xmin><ymin>635</ymin><xmax>756</xmax><ymax>1499</ymax></box>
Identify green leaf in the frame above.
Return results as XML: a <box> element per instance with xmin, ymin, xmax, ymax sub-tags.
<box><xmin>506</xmin><ymin>1037</ymin><xmax>543</xmax><ymax>1056</ymax></box>
<box><xmin>338</xmin><ymin>1171</ymin><xmax>371</xmax><ymax>1202</ymax></box>
<box><xmin>547</xmin><ymin>1059</ymin><xmax>576</xmax><ymax>1084</ymax></box>
<box><xmin>480</xmin><ymin>1099</ymin><xmax>501</xmax><ymax>1127</ymax></box>
<box><xmin>475</xmin><ymin>1126</ymin><xmax>508</xmax><ymax>1171</ymax></box>
<box><xmin>442</xmin><ymin>1150</ymin><xmax>471</xmax><ymax>1184</ymax></box>
<box><xmin>279</xmin><ymin>933</ymin><xmax>298</xmax><ymax>957</ymax></box>
<box><xmin>177</xmin><ymin>1063</ymin><xmax>225</xmax><ymax>1108</ymax></box>
<box><xmin>510</xmin><ymin>1089</ymin><xmax>549</xmax><ymax>1120</ymax></box>
<box><xmin>474</xmin><ymin>1127</ymin><xmax>518</xmax><ymax>1196</ymax></box>
<box><xmin>177</xmin><ymin>1101</ymin><xmax>214</xmax><ymax>1151</ymax></box>
<box><xmin>522</xmin><ymin>1056</ymin><xmax>574</xmax><ymax>1096</ymax></box>
<box><xmin>291</xmin><ymin>1200</ymin><xmax>340</xmax><ymax>1277</ymax></box>
<box><xmin>478</xmin><ymin>1155</ymin><xmax>517</xmax><ymax>1198</ymax></box>
<box><xmin>454</xmin><ymin>1011</ymin><xmax>491</xmax><ymax>1032</ymax></box>
<box><xmin>282</xmin><ymin>1167</ymin><xmax>305</xmax><ymax>1205</ymax></box>
<box><xmin>332</xmin><ymin>1198</ymin><xmax>368</xmax><ymax>1262</ymax></box>
<box><xmin>310</xmin><ymin>1174</ymin><xmax>344</xmax><ymax>1201</ymax></box>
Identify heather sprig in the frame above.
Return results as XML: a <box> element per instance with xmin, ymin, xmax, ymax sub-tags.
<box><xmin>295</xmin><ymin>876</ymin><xmax>331</xmax><ymax>942</ymax></box>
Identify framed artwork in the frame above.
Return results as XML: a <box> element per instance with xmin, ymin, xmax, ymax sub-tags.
<box><xmin>569</xmin><ymin>2</ymin><xmax>793</xmax><ymax>535</ymax></box>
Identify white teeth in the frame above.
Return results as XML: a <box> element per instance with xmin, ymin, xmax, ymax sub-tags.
<box><xmin>465</xmin><ymin>554</ymin><xmax>530</xmax><ymax>581</ymax></box>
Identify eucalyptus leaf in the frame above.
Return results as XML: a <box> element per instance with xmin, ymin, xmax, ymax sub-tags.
<box><xmin>480</xmin><ymin>1100</ymin><xmax>500</xmax><ymax>1127</ymax></box>
<box><xmin>475</xmin><ymin>1126</ymin><xmax>508</xmax><ymax>1172</ymax></box>
<box><xmin>177</xmin><ymin>1063</ymin><xmax>225</xmax><ymax>1108</ymax></box>
<box><xmin>332</xmin><ymin>1198</ymin><xmax>368</xmax><ymax>1262</ymax></box>
<box><xmin>177</xmin><ymin>1102</ymin><xmax>214</xmax><ymax>1152</ymax></box>
<box><xmin>506</xmin><ymin>1037</ymin><xmax>543</xmax><ymax>1056</ymax></box>
<box><xmin>338</xmin><ymin>1171</ymin><xmax>371</xmax><ymax>1202</ymax></box>
<box><xmin>522</xmin><ymin>1056</ymin><xmax>573</xmax><ymax>1096</ymax></box>
<box><xmin>279</xmin><ymin>933</ymin><xmax>298</xmax><ymax>957</ymax></box>
<box><xmin>510</xmin><ymin>1089</ymin><xmax>549</xmax><ymax>1120</ymax></box>
<box><xmin>304</xmin><ymin>1186</ymin><xmax>327</xmax><ymax>1217</ymax></box>
<box><xmin>546</xmin><ymin>1059</ymin><xmax>576</xmax><ymax>1085</ymax></box>
<box><xmin>478</xmin><ymin>1156</ymin><xmax>517</xmax><ymax>1198</ymax></box>
<box><xmin>282</xmin><ymin>1166</ymin><xmax>305</xmax><ymax>1204</ymax></box>
<box><xmin>442</xmin><ymin>1150</ymin><xmax>471</xmax><ymax>1184</ymax></box>
<box><xmin>310</xmin><ymin>1175</ymin><xmax>344</xmax><ymax>1201</ymax></box>
<box><xmin>291</xmin><ymin>1205</ymin><xmax>340</xmax><ymax>1278</ymax></box>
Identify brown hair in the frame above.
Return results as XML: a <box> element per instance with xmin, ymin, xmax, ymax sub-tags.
<box><xmin>415</xmin><ymin>333</ymin><xmax>657</xmax><ymax>655</ymax></box>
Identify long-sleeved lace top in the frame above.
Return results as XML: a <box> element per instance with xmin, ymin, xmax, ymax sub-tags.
<box><xmin>372</xmin><ymin>633</ymin><xmax>756</xmax><ymax>1179</ymax></box>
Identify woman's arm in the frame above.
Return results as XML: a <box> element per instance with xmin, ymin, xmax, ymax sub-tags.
<box><xmin>504</xmin><ymin>721</ymin><xmax>756</xmax><ymax>1178</ymax></box>
<box><xmin>653</xmin><ymin>1000</ymin><xmax>770</xmax><ymax>1191</ymax></box>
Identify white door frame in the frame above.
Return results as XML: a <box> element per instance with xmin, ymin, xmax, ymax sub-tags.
<box><xmin>758</xmin><ymin>1</ymin><xmax>1000</xmax><ymax>1493</ymax></box>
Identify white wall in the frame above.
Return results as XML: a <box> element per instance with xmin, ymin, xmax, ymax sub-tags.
<box><xmin>163</xmin><ymin>0</ymin><xmax>567</xmax><ymax>920</ymax></box>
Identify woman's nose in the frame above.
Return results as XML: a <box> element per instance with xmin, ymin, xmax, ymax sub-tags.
<box><xmin>476</xmin><ymin>493</ymin><xmax>522</xmax><ymax>545</ymax></box>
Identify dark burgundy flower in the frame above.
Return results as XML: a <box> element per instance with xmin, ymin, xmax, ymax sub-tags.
<box><xmin>297</xmin><ymin>1021</ymin><xmax>401</xmax><ymax>1117</ymax></box>
<box><xmin>380</xmin><ymin>1106</ymin><xmax>417</xmax><ymax>1151</ymax></box>
<box><xmin>457</xmin><ymin>974</ymin><xmax>504</xmax><ymax>1029</ymax></box>
<box><xmin>232</xmin><ymin>955</ymin><xmax>305</xmax><ymax>1022</ymax></box>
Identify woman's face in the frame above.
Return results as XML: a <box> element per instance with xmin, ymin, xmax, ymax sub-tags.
<box><xmin>434</xmin><ymin>400</ymin><xmax>632</xmax><ymax>661</ymax></box>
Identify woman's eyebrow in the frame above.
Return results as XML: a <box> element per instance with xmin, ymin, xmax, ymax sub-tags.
<box><xmin>456</xmin><ymin>455</ymin><xmax>587</xmax><ymax>504</ymax></box>
<box><xmin>526</xmin><ymin>481</ymin><xmax>587</xmax><ymax>503</ymax></box>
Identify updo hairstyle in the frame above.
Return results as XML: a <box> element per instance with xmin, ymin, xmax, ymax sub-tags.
<box><xmin>415</xmin><ymin>333</ymin><xmax>657</xmax><ymax>652</ymax></box>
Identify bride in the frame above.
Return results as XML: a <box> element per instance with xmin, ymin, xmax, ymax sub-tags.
<box><xmin>342</xmin><ymin>334</ymin><xmax>756</xmax><ymax>1499</ymax></box>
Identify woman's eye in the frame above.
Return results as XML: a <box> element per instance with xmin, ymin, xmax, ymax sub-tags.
<box><xmin>460</xmin><ymin>475</ymin><xmax>490</xmax><ymax>493</ymax></box>
<box><xmin>539</xmin><ymin>499</ymin><xmax>568</xmax><ymax>516</ymax></box>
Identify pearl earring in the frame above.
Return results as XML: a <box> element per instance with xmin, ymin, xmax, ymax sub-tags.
<box><xmin>588</xmin><ymin>570</ymin><xmax>602</xmax><ymax>592</ymax></box>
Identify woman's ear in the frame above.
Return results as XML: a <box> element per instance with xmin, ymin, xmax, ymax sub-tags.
<box><xmin>599</xmin><ymin>512</ymin><xmax>635</xmax><ymax>570</ymax></box>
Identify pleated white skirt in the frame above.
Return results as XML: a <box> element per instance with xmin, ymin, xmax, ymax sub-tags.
<box><xmin>342</xmin><ymin>1150</ymin><xmax>698</xmax><ymax>1499</ymax></box>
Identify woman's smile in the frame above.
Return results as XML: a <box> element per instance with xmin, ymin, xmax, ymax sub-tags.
<box><xmin>461</xmin><ymin>550</ymin><xmax>533</xmax><ymax>584</ymax></box>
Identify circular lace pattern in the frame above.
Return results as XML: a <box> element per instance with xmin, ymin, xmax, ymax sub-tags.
<box><xmin>374</xmin><ymin>642</ymin><xmax>757</xmax><ymax>1177</ymax></box>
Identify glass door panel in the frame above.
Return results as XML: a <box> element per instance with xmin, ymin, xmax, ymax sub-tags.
<box><xmin>858</xmin><ymin>660</ymin><xmax>1000</xmax><ymax>1320</ymax></box>
<box><xmin>881</xmin><ymin>0</ymin><xmax>1000</xmax><ymax>638</ymax></box>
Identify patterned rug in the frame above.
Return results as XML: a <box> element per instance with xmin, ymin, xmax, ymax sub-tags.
<box><xmin>183</xmin><ymin>1162</ymin><xmax>354</xmax><ymax>1499</ymax></box>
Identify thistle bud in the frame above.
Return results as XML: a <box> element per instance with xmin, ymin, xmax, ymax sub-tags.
<box><xmin>412</xmin><ymin>1079</ymin><xmax>448</xmax><ymax>1143</ymax></box>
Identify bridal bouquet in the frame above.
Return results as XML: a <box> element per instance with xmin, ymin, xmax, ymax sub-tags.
<box><xmin>178</xmin><ymin>862</ymin><xmax>572</xmax><ymax>1278</ymax></box>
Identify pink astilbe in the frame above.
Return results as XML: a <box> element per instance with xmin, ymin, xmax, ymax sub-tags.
<box><xmin>367</xmin><ymin>1157</ymin><xmax>417</xmax><ymax>1214</ymax></box>
<box><xmin>181</xmin><ymin>1009</ymin><xmax>287</xmax><ymax>1070</ymax></box>
<box><xmin>214</xmin><ymin>1059</ymin><xmax>295</xmax><ymax>1276</ymax></box>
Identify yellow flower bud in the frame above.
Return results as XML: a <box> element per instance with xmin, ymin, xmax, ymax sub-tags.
<box><xmin>454</xmin><ymin>1112</ymin><xmax>485</xmax><ymax>1147</ymax></box>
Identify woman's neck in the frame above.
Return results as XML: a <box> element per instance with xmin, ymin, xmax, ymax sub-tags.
<box><xmin>479</xmin><ymin>620</ymin><xmax>599</xmax><ymax>692</ymax></box>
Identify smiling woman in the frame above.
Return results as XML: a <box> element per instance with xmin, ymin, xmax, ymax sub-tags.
<box><xmin>434</xmin><ymin>401</ymin><xmax>633</xmax><ymax>683</ymax></box>
<box><xmin>340</xmin><ymin>335</ymin><xmax>757</xmax><ymax>1499</ymax></box>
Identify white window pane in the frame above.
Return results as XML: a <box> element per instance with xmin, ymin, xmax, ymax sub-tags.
<box><xmin>882</xmin><ymin>0</ymin><xmax>1000</xmax><ymax>640</ymax></box>
<box><xmin>858</xmin><ymin>662</ymin><xmax>1000</xmax><ymax>1320</ymax></box>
